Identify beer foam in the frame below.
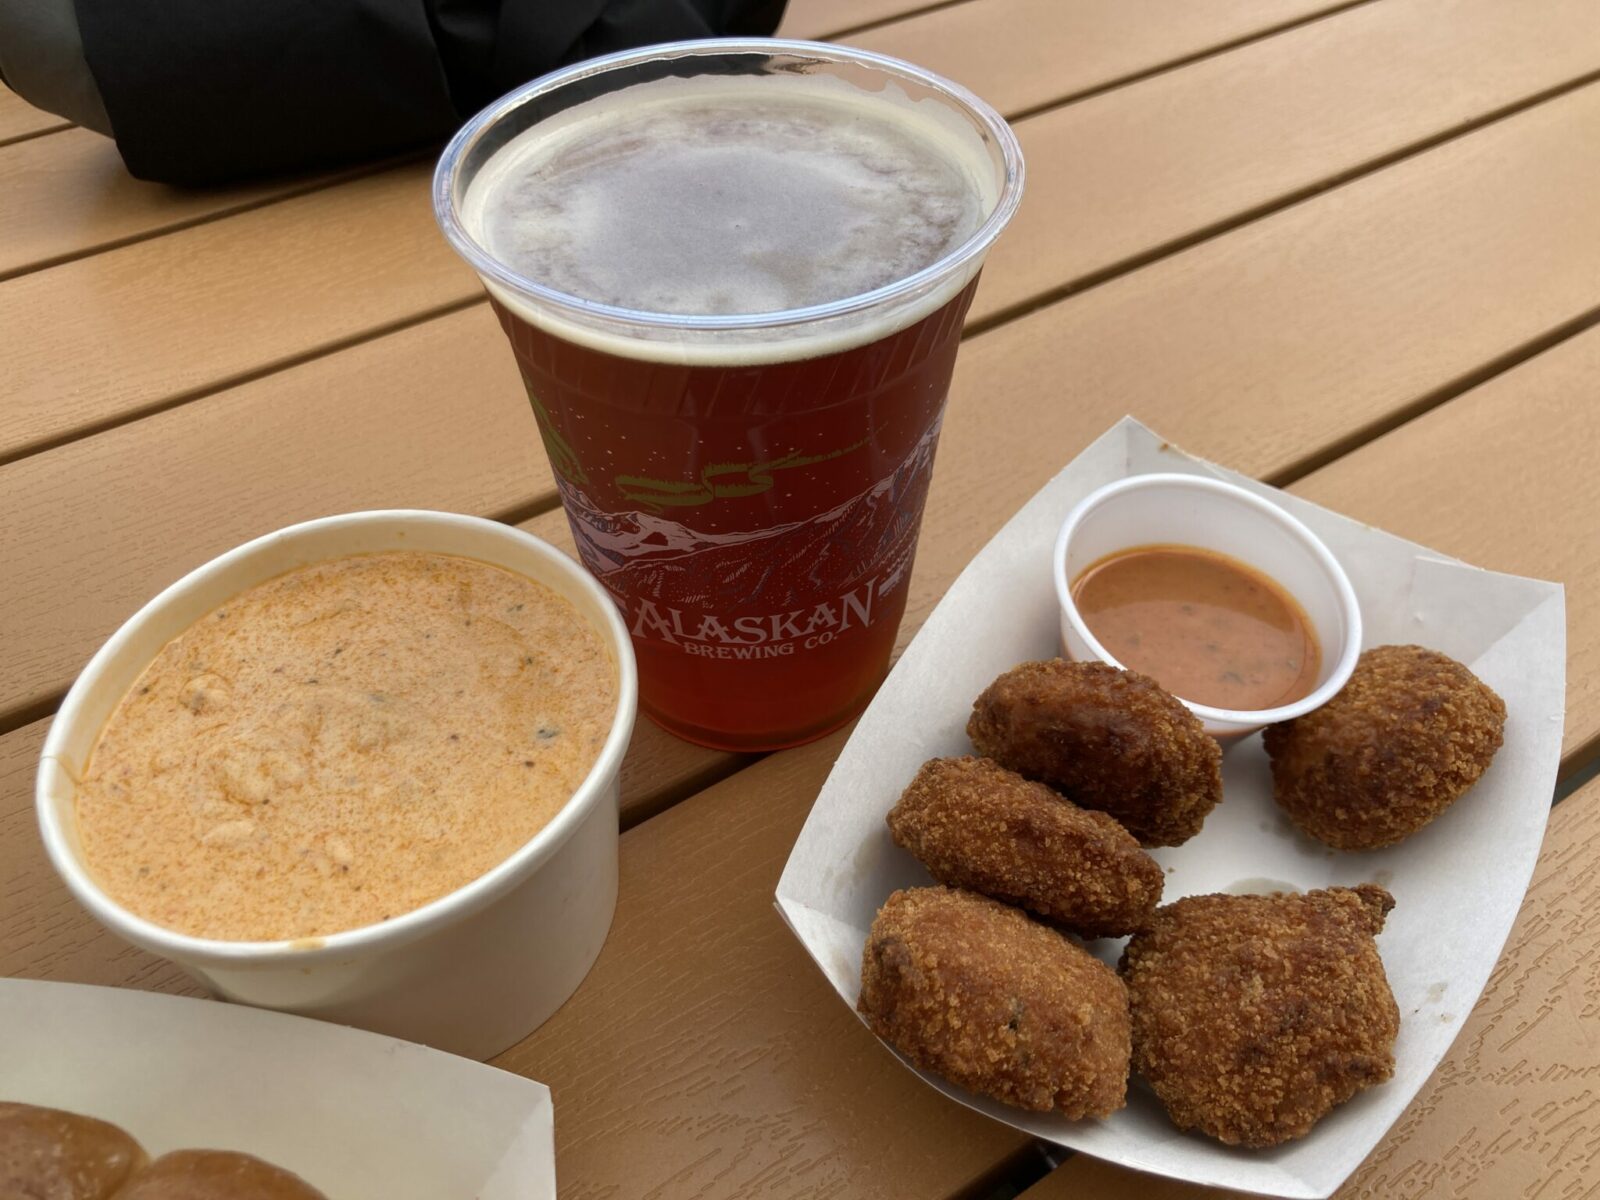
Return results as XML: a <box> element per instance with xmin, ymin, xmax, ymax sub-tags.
<box><xmin>460</xmin><ymin>73</ymin><xmax>1002</xmax><ymax>363</ymax></box>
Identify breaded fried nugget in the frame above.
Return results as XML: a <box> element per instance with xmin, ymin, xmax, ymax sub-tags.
<box><xmin>967</xmin><ymin>660</ymin><xmax>1222</xmax><ymax>846</ymax></box>
<box><xmin>1121</xmin><ymin>885</ymin><xmax>1399</xmax><ymax>1147</ymax></box>
<box><xmin>858</xmin><ymin>886</ymin><xmax>1129</xmax><ymax>1117</ymax></box>
<box><xmin>1265</xmin><ymin>645</ymin><xmax>1506</xmax><ymax>850</ymax></box>
<box><xmin>887</xmin><ymin>756</ymin><xmax>1163</xmax><ymax>936</ymax></box>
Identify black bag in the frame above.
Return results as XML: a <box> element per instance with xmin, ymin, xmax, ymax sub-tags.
<box><xmin>4</xmin><ymin>0</ymin><xmax>786</xmax><ymax>185</ymax></box>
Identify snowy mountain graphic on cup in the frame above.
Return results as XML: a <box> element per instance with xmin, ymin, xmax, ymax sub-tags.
<box><xmin>557</xmin><ymin>420</ymin><xmax>942</xmax><ymax>644</ymax></box>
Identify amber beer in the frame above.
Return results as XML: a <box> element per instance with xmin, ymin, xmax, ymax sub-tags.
<box><xmin>436</xmin><ymin>40</ymin><xmax>1022</xmax><ymax>750</ymax></box>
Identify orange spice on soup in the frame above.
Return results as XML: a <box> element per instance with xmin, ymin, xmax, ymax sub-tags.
<box><xmin>1069</xmin><ymin>544</ymin><xmax>1320</xmax><ymax>711</ymax></box>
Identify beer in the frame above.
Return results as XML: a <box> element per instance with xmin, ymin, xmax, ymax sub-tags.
<box><xmin>437</xmin><ymin>41</ymin><xmax>1022</xmax><ymax>750</ymax></box>
<box><xmin>462</xmin><ymin>76</ymin><xmax>989</xmax><ymax>317</ymax></box>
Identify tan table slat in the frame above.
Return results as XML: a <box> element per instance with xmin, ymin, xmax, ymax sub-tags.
<box><xmin>0</xmin><ymin>128</ymin><xmax>383</xmax><ymax>281</ymax></box>
<box><xmin>923</xmin><ymin>76</ymin><xmax>1600</xmax><ymax>505</ymax></box>
<box><xmin>844</xmin><ymin>0</ymin><xmax>1361</xmax><ymax>118</ymax></box>
<box><xmin>0</xmin><ymin>88</ymin><xmax>69</xmax><ymax>144</ymax></box>
<box><xmin>969</xmin><ymin>0</ymin><xmax>1600</xmax><ymax>325</ymax></box>
<box><xmin>1021</xmin><ymin>774</ymin><xmax>1600</xmax><ymax>1200</ymax></box>
<box><xmin>776</xmin><ymin>0</ymin><xmax>946</xmax><ymax>38</ymax></box>
<box><xmin>0</xmin><ymin>162</ymin><xmax>476</xmax><ymax>463</ymax></box>
<box><xmin>11</xmin><ymin>75</ymin><xmax>1600</xmax><ymax>761</ymax></box>
<box><xmin>1289</xmin><ymin>322</ymin><xmax>1600</xmax><ymax>770</ymax></box>
<box><xmin>0</xmin><ymin>306</ymin><xmax>542</xmax><ymax>726</ymax></box>
<box><xmin>0</xmin><ymin>0</ymin><xmax>1408</xmax><ymax>464</ymax></box>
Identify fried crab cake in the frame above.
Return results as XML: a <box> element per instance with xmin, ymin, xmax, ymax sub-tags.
<box><xmin>967</xmin><ymin>660</ymin><xmax>1222</xmax><ymax>846</ymax></box>
<box><xmin>858</xmin><ymin>886</ymin><xmax>1130</xmax><ymax>1116</ymax></box>
<box><xmin>1264</xmin><ymin>645</ymin><xmax>1506</xmax><ymax>850</ymax></box>
<box><xmin>1121</xmin><ymin>885</ymin><xmax>1399</xmax><ymax>1147</ymax></box>
<box><xmin>887</xmin><ymin>756</ymin><xmax>1163</xmax><ymax>936</ymax></box>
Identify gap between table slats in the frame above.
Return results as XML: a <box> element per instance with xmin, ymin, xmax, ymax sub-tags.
<box><xmin>0</xmin><ymin>138</ymin><xmax>417</xmax><ymax>283</ymax></box>
<box><xmin>0</xmin><ymin>87</ymin><xmax>70</xmax><ymax>145</ymax></box>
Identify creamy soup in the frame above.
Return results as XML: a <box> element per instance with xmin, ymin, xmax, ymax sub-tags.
<box><xmin>76</xmin><ymin>551</ymin><xmax>617</xmax><ymax>942</ymax></box>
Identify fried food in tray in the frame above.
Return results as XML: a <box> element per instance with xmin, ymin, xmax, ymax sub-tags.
<box><xmin>1121</xmin><ymin>885</ymin><xmax>1399</xmax><ymax>1148</ymax></box>
<box><xmin>117</xmin><ymin>1150</ymin><xmax>327</xmax><ymax>1199</ymax></box>
<box><xmin>858</xmin><ymin>885</ymin><xmax>1130</xmax><ymax>1118</ymax></box>
<box><xmin>1265</xmin><ymin>644</ymin><xmax>1506</xmax><ymax>850</ymax></box>
<box><xmin>887</xmin><ymin>756</ymin><xmax>1163</xmax><ymax>937</ymax></box>
<box><xmin>0</xmin><ymin>1103</ymin><xmax>327</xmax><ymax>1199</ymax></box>
<box><xmin>967</xmin><ymin>659</ymin><xmax>1223</xmax><ymax>847</ymax></box>
<box><xmin>0</xmin><ymin>1102</ymin><xmax>147</xmax><ymax>1199</ymax></box>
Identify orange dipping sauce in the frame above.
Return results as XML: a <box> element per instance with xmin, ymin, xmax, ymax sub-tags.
<box><xmin>1070</xmin><ymin>544</ymin><xmax>1320</xmax><ymax>711</ymax></box>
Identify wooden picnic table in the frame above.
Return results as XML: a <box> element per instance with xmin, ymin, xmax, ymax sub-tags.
<box><xmin>3</xmin><ymin>0</ymin><xmax>1598</xmax><ymax>1195</ymax></box>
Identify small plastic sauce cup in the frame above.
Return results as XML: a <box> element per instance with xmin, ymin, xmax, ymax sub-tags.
<box><xmin>1052</xmin><ymin>474</ymin><xmax>1361</xmax><ymax>741</ymax></box>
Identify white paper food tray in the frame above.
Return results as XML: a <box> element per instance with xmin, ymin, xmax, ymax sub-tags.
<box><xmin>0</xmin><ymin>978</ymin><xmax>555</xmax><ymax>1199</ymax></box>
<box><xmin>776</xmin><ymin>417</ymin><xmax>1566</xmax><ymax>1198</ymax></box>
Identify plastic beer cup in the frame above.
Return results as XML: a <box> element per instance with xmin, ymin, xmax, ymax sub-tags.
<box><xmin>435</xmin><ymin>39</ymin><xmax>1023</xmax><ymax>750</ymax></box>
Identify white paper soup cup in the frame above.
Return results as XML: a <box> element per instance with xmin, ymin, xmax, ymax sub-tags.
<box><xmin>1052</xmin><ymin>474</ymin><xmax>1361</xmax><ymax>740</ymax></box>
<box><xmin>36</xmin><ymin>510</ymin><xmax>637</xmax><ymax>1061</ymax></box>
